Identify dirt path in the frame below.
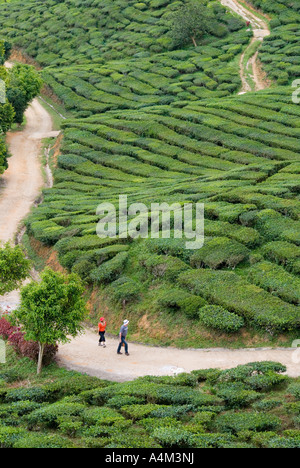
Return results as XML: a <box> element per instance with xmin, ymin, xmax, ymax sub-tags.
<box><xmin>220</xmin><ymin>0</ymin><xmax>271</xmax><ymax>92</ymax></box>
<box><xmin>0</xmin><ymin>81</ymin><xmax>59</xmax><ymax>310</ymax></box>
<box><xmin>0</xmin><ymin>98</ymin><xmax>58</xmax><ymax>244</ymax></box>
<box><xmin>57</xmin><ymin>329</ymin><xmax>299</xmax><ymax>381</ymax></box>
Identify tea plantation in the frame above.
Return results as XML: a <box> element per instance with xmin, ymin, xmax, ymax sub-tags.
<box><xmin>253</xmin><ymin>0</ymin><xmax>300</xmax><ymax>84</ymax></box>
<box><xmin>0</xmin><ymin>0</ymin><xmax>299</xmax><ymax>345</ymax></box>
<box><xmin>25</xmin><ymin>88</ymin><xmax>300</xmax><ymax>340</ymax></box>
<box><xmin>0</xmin><ymin>348</ymin><xmax>300</xmax><ymax>448</ymax></box>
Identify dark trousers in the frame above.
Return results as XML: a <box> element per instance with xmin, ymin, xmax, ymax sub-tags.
<box><xmin>99</xmin><ymin>331</ymin><xmax>106</xmax><ymax>343</ymax></box>
<box><xmin>117</xmin><ymin>336</ymin><xmax>128</xmax><ymax>353</ymax></box>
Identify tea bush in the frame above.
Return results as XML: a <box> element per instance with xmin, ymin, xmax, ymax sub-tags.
<box><xmin>214</xmin><ymin>412</ymin><xmax>282</xmax><ymax>434</ymax></box>
<box><xmin>198</xmin><ymin>305</ymin><xmax>245</xmax><ymax>333</ymax></box>
<box><xmin>0</xmin><ymin>348</ymin><xmax>299</xmax><ymax>448</ymax></box>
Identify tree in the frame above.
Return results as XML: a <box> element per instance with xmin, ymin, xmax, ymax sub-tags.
<box><xmin>0</xmin><ymin>243</ymin><xmax>31</xmax><ymax>295</ymax></box>
<box><xmin>169</xmin><ymin>1</ymin><xmax>212</xmax><ymax>48</ymax></box>
<box><xmin>0</xmin><ymin>40</ymin><xmax>5</xmax><ymax>66</ymax></box>
<box><xmin>3</xmin><ymin>41</ymin><xmax>12</xmax><ymax>62</ymax></box>
<box><xmin>5</xmin><ymin>87</ymin><xmax>27</xmax><ymax>125</ymax></box>
<box><xmin>0</xmin><ymin>137</ymin><xmax>10</xmax><ymax>174</ymax></box>
<box><xmin>11</xmin><ymin>268</ymin><xmax>88</xmax><ymax>374</ymax></box>
<box><xmin>6</xmin><ymin>64</ymin><xmax>43</xmax><ymax>124</ymax></box>
<box><xmin>0</xmin><ymin>102</ymin><xmax>15</xmax><ymax>133</ymax></box>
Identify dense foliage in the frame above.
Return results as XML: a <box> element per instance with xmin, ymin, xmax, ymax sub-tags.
<box><xmin>0</xmin><ymin>350</ymin><xmax>299</xmax><ymax>448</ymax></box>
<box><xmin>0</xmin><ymin>40</ymin><xmax>43</xmax><ymax>173</ymax></box>
<box><xmin>0</xmin><ymin>243</ymin><xmax>31</xmax><ymax>295</ymax></box>
<box><xmin>10</xmin><ymin>268</ymin><xmax>87</xmax><ymax>374</ymax></box>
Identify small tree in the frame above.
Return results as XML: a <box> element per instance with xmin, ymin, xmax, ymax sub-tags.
<box><xmin>7</xmin><ymin>64</ymin><xmax>43</xmax><ymax>124</ymax></box>
<box><xmin>0</xmin><ymin>138</ymin><xmax>10</xmax><ymax>175</ymax></box>
<box><xmin>169</xmin><ymin>1</ymin><xmax>211</xmax><ymax>48</ymax></box>
<box><xmin>0</xmin><ymin>243</ymin><xmax>31</xmax><ymax>295</ymax></box>
<box><xmin>11</xmin><ymin>268</ymin><xmax>88</xmax><ymax>374</ymax></box>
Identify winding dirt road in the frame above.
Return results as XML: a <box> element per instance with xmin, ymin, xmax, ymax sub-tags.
<box><xmin>221</xmin><ymin>0</ymin><xmax>271</xmax><ymax>92</ymax></box>
<box><xmin>0</xmin><ymin>93</ymin><xmax>59</xmax><ymax>309</ymax></box>
<box><xmin>0</xmin><ymin>99</ymin><xmax>58</xmax><ymax>243</ymax></box>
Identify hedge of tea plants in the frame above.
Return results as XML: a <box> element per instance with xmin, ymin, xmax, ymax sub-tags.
<box><xmin>0</xmin><ymin>0</ymin><xmax>246</xmax><ymax>65</ymax></box>
<box><xmin>40</xmin><ymin>31</ymin><xmax>250</xmax><ymax>118</ymax></box>
<box><xmin>0</xmin><ymin>347</ymin><xmax>299</xmax><ymax>448</ymax></box>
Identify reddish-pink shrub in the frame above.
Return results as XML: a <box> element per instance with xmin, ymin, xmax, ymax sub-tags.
<box><xmin>8</xmin><ymin>330</ymin><xmax>24</xmax><ymax>351</ymax></box>
<box><xmin>0</xmin><ymin>317</ymin><xmax>16</xmax><ymax>338</ymax></box>
<box><xmin>0</xmin><ymin>317</ymin><xmax>57</xmax><ymax>364</ymax></box>
<box><xmin>18</xmin><ymin>338</ymin><xmax>58</xmax><ymax>365</ymax></box>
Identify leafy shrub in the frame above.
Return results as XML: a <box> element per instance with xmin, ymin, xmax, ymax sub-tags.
<box><xmin>247</xmin><ymin>261</ymin><xmax>300</xmax><ymax>305</ymax></box>
<box><xmin>81</xmin><ymin>406</ymin><xmax>125</xmax><ymax>426</ymax></box>
<box><xmin>109</xmin><ymin>276</ymin><xmax>142</xmax><ymax>304</ymax></box>
<box><xmin>253</xmin><ymin>399</ymin><xmax>283</xmax><ymax>412</ymax></box>
<box><xmin>191</xmin><ymin>368</ymin><xmax>223</xmax><ymax>384</ymax></box>
<box><xmin>215</xmin><ymin>412</ymin><xmax>282</xmax><ymax>434</ymax></box>
<box><xmin>198</xmin><ymin>305</ymin><xmax>245</xmax><ymax>333</ymax></box>
<box><xmin>107</xmin><ymin>395</ymin><xmax>145</xmax><ymax>409</ymax></box>
<box><xmin>26</xmin><ymin>402</ymin><xmax>86</xmax><ymax>429</ymax></box>
<box><xmin>179</xmin><ymin>269</ymin><xmax>300</xmax><ymax>332</ymax></box>
<box><xmin>5</xmin><ymin>387</ymin><xmax>49</xmax><ymax>404</ymax></box>
<box><xmin>243</xmin><ymin>372</ymin><xmax>287</xmax><ymax>392</ymax></box>
<box><xmin>140</xmin><ymin>253</ymin><xmax>191</xmax><ymax>281</ymax></box>
<box><xmin>139</xmin><ymin>373</ymin><xmax>198</xmax><ymax>387</ymax></box>
<box><xmin>153</xmin><ymin>426</ymin><xmax>195</xmax><ymax>448</ymax></box>
<box><xmin>157</xmin><ymin>288</ymin><xmax>206</xmax><ymax>319</ymax></box>
<box><xmin>90</xmin><ymin>252</ymin><xmax>128</xmax><ymax>283</ymax></box>
<box><xmin>0</xmin><ymin>318</ymin><xmax>57</xmax><ymax>365</ymax></box>
<box><xmin>43</xmin><ymin>374</ymin><xmax>107</xmax><ymax>401</ymax></box>
<box><xmin>13</xmin><ymin>432</ymin><xmax>75</xmax><ymax>448</ymax></box>
<box><xmin>8</xmin><ymin>332</ymin><xmax>58</xmax><ymax>365</ymax></box>
<box><xmin>150</xmin><ymin>405</ymin><xmax>194</xmax><ymax>419</ymax></box>
<box><xmin>0</xmin><ymin>318</ymin><xmax>15</xmax><ymax>339</ymax></box>
<box><xmin>0</xmin><ymin>426</ymin><xmax>27</xmax><ymax>448</ymax></box>
<box><xmin>193</xmin><ymin>432</ymin><xmax>236</xmax><ymax>448</ymax></box>
<box><xmin>215</xmin><ymin>382</ymin><xmax>261</xmax><ymax>409</ymax></box>
<box><xmin>190</xmin><ymin>237</ymin><xmax>249</xmax><ymax>269</ymax></box>
<box><xmin>288</xmin><ymin>384</ymin><xmax>300</xmax><ymax>401</ymax></box>
<box><xmin>121</xmin><ymin>404</ymin><xmax>163</xmax><ymax>421</ymax></box>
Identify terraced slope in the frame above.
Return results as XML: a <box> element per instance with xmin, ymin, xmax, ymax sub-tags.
<box><xmin>25</xmin><ymin>87</ymin><xmax>300</xmax><ymax>339</ymax></box>
<box><xmin>0</xmin><ymin>0</ymin><xmax>299</xmax><ymax>345</ymax></box>
<box><xmin>0</xmin><ymin>0</ymin><xmax>246</xmax><ymax>64</ymax></box>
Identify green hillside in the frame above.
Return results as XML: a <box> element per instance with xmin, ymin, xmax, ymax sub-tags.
<box><xmin>0</xmin><ymin>0</ymin><xmax>299</xmax><ymax>346</ymax></box>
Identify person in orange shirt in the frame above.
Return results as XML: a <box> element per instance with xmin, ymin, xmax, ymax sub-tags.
<box><xmin>98</xmin><ymin>317</ymin><xmax>107</xmax><ymax>348</ymax></box>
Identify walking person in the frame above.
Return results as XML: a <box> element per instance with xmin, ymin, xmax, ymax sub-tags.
<box><xmin>117</xmin><ymin>319</ymin><xmax>130</xmax><ymax>356</ymax></box>
<box><xmin>98</xmin><ymin>317</ymin><xmax>107</xmax><ymax>347</ymax></box>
